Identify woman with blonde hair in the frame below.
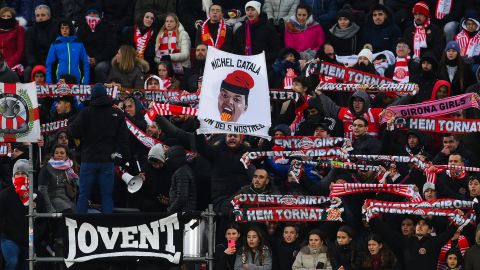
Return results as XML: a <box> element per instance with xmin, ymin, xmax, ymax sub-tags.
<box><xmin>154</xmin><ymin>13</ymin><xmax>190</xmax><ymax>74</ymax></box>
<box><xmin>108</xmin><ymin>45</ymin><xmax>150</xmax><ymax>88</ymax></box>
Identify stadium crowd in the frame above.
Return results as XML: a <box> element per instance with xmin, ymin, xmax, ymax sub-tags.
<box><xmin>2</xmin><ymin>0</ymin><xmax>480</xmax><ymax>270</ymax></box>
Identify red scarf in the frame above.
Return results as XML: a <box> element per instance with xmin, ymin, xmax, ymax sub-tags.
<box><xmin>413</xmin><ymin>19</ymin><xmax>430</xmax><ymax>58</ymax></box>
<box><xmin>157</xmin><ymin>30</ymin><xmax>178</xmax><ymax>56</ymax></box>
<box><xmin>134</xmin><ymin>26</ymin><xmax>153</xmax><ymax>58</ymax></box>
<box><xmin>289</xmin><ymin>95</ymin><xmax>312</xmax><ymax>133</ymax></box>
<box><xmin>455</xmin><ymin>30</ymin><xmax>480</xmax><ymax>57</ymax></box>
<box><xmin>393</xmin><ymin>57</ymin><xmax>410</xmax><ymax>83</ymax></box>
<box><xmin>245</xmin><ymin>19</ymin><xmax>259</xmax><ymax>55</ymax></box>
<box><xmin>159</xmin><ymin>77</ymin><xmax>172</xmax><ymax>89</ymax></box>
<box><xmin>201</xmin><ymin>19</ymin><xmax>227</xmax><ymax>48</ymax></box>
<box><xmin>437</xmin><ymin>236</ymin><xmax>469</xmax><ymax>270</ymax></box>
<box><xmin>435</xmin><ymin>0</ymin><xmax>452</xmax><ymax>20</ymax></box>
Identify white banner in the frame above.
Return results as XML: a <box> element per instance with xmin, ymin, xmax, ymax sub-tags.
<box><xmin>197</xmin><ymin>47</ymin><xmax>271</xmax><ymax>139</ymax></box>
<box><xmin>0</xmin><ymin>83</ymin><xmax>40</xmax><ymax>142</ymax></box>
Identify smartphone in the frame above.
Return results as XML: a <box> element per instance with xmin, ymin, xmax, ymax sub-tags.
<box><xmin>228</xmin><ymin>239</ymin><xmax>236</xmax><ymax>248</ymax></box>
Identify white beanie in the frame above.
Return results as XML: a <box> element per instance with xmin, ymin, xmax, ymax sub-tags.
<box><xmin>148</xmin><ymin>144</ymin><xmax>166</xmax><ymax>163</ymax></box>
<box><xmin>358</xmin><ymin>48</ymin><xmax>373</xmax><ymax>63</ymax></box>
<box><xmin>245</xmin><ymin>1</ymin><xmax>261</xmax><ymax>15</ymax></box>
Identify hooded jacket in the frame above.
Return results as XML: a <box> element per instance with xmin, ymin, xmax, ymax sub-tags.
<box><xmin>430</xmin><ymin>79</ymin><xmax>451</xmax><ymax>100</ymax></box>
<box><xmin>292</xmin><ymin>245</ymin><xmax>332</xmax><ymax>269</ymax></box>
<box><xmin>318</xmin><ymin>90</ymin><xmax>382</xmax><ymax>140</ymax></box>
<box><xmin>166</xmin><ymin>145</ymin><xmax>197</xmax><ymax>213</ymax></box>
<box><xmin>361</xmin><ymin>6</ymin><xmax>401</xmax><ymax>52</ymax></box>
<box><xmin>46</xmin><ymin>21</ymin><xmax>90</xmax><ymax>84</ymax></box>
<box><xmin>67</xmin><ymin>95</ymin><xmax>130</xmax><ymax>162</ymax></box>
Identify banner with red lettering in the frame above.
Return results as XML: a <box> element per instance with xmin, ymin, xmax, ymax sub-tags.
<box><xmin>273</xmin><ymin>136</ymin><xmax>351</xmax><ymax>150</ymax></box>
<box><xmin>381</xmin><ymin>93</ymin><xmax>480</xmax><ymax>123</ymax></box>
<box><xmin>364</xmin><ymin>199</ymin><xmax>475</xmax><ymax>210</ymax></box>
<box><xmin>304</xmin><ymin>61</ymin><xmax>393</xmax><ymax>84</ymax></box>
<box><xmin>0</xmin><ymin>83</ymin><xmax>40</xmax><ymax>142</ymax></box>
<box><xmin>330</xmin><ymin>183</ymin><xmax>422</xmax><ymax>202</ymax></box>
<box><xmin>390</xmin><ymin>116</ymin><xmax>480</xmax><ymax>134</ymax></box>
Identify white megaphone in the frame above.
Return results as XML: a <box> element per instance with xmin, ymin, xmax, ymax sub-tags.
<box><xmin>121</xmin><ymin>172</ymin><xmax>143</xmax><ymax>193</ymax></box>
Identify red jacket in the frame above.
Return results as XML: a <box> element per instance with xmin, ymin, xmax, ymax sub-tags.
<box><xmin>0</xmin><ymin>24</ymin><xmax>25</xmax><ymax>68</ymax></box>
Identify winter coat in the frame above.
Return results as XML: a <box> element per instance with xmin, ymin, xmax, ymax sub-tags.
<box><xmin>292</xmin><ymin>245</ymin><xmax>332</xmax><ymax>269</ymax></box>
<box><xmin>437</xmin><ymin>61</ymin><xmax>476</xmax><ymax>97</ymax></box>
<box><xmin>195</xmin><ymin>20</ymin><xmax>235</xmax><ymax>53</ymax></box>
<box><xmin>25</xmin><ymin>19</ymin><xmax>58</xmax><ymax>66</ymax></box>
<box><xmin>38</xmin><ymin>163</ymin><xmax>76</xmax><ymax>213</ymax></box>
<box><xmin>234</xmin><ymin>246</ymin><xmax>273</xmax><ymax>270</ymax></box>
<box><xmin>154</xmin><ymin>24</ymin><xmax>191</xmax><ymax>69</ymax></box>
<box><xmin>195</xmin><ymin>135</ymin><xmax>251</xmax><ymax>201</ymax></box>
<box><xmin>167</xmin><ymin>146</ymin><xmax>197</xmax><ymax>213</ymax></box>
<box><xmin>370</xmin><ymin>217</ymin><xmax>458</xmax><ymax>270</ymax></box>
<box><xmin>284</xmin><ymin>16</ymin><xmax>325</xmax><ymax>58</ymax></box>
<box><xmin>102</xmin><ymin>0</ymin><xmax>135</xmax><ymax>29</ymax></box>
<box><xmin>464</xmin><ymin>245</ymin><xmax>480</xmax><ymax>270</ymax></box>
<box><xmin>436</xmin><ymin>172</ymin><xmax>469</xmax><ymax>200</ymax></box>
<box><xmin>107</xmin><ymin>58</ymin><xmax>149</xmax><ymax>89</ymax></box>
<box><xmin>67</xmin><ymin>95</ymin><xmax>130</xmax><ymax>163</ymax></box>
<box><xmin>300</xmin><ymin>0</ymin><xmax>337</xmax><ymax>28</ymax></box>
<box><xmin>0</xmin><ymin>66</ymin><xmax>19</xmax><ymax>83</ymax></box>
<box><xmin>46</xmin><ymin>35</ymin><xmax>90</xmax><ymax>84</ymax></box>
<box><xmin>327</xmin><ymin>23</ymin><xmax>361</xmax><ymax>56</ymax></box>
<box><xmin>76</xmin><ymin>20</ymin><xmax>117</xmax><ymax>63</ymax></box>
<box><xmin>181</xmin><ymin>59</ymin><xmax>205</xmax><ymax>93</ymax></box>
<box><xmin>360</xmin><ymin>249</ymin><xmax>396</xmax><ymax>270</ymax></box>
<box><xmin>0</xmin><ymin>23</ymin><xmax>25</xmax><ymax>68</ymax></box>
<box><xmin>214</xmin><ymin>240</ymin><xmax>240</xmax><ymax>270</ymax></box>
<box><xmin>234</xmin><ymin>16</ymin><xmax>282</xmax><ymax>65</ymax></box>
<box><xmin>352</xmin><ymin>135</ymin><xmax>382</xmax><ymax>155</ymax></box>
<box><xmin>330</xmin><ymin>242</ymin><xmax>362</xmax><ymax>270</ymax></box>
<box><xmin>272</xmin><ymin>239</ymin><xmax>300</xmax><ymax>270</ymax></box>
<box><xmin>403</xmin><ymin>22</ymin><xmax>445</xmax><ymax>59</ymax></box>
<box><xmin>262</xmin><ymin>0</ymin><xmax>299</xmax><ymax>25</ymax></box>
<box><xmin>361</xmin><ymin>8</ymin><xmax>401</xmax><ymax>52</ymax></box>
<box><xmin>138</xmin><ymin>163</ymin><xmax>172</xmax><ymax>212</ymax></box>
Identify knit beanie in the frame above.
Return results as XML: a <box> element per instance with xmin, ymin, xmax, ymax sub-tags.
<box><xmin>337</xmin><ymin>6</ymin><xmax>354</xmax><ymax>22</ymax></box>
<box><xmin>445</xmin><ymin>40</ymin><xmax>460</xmax><ymax>53</ymax></box>
<box><xmin>245</xmin><ymin>1</ymin><xmax>261</xmax><ymax>15</ymax></box>
<box><xmin>423</xmin><ymin>182</ymin><xmax>435</xmax><ymax>194</ymax></box>
<box><xmin>148</xmin><ymin>144</ymin><xmax>166</xmax><ymax>163</ymax></box>
<box><xmin>412</xmin><ymin>2</ymin><xmax>430</xmax><ymax>18</ymax></box>
<box><xmin>358</xmin><ymin>48</ymin><xmax>373</xmax><ymax>63</ymax></box>
<box><xmin>13</xmin><ymin>159</ymin><xmax>29</xmax><ymax>175</ymax></box>
<box><xmin>90</xmin><ymin>83</ymin><xmax>107</xmax><ymax>100</ymax></box>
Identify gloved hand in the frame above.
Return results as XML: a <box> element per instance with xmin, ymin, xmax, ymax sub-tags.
<box><xmin>111</xmin><ymin>152</ymin><xmax>129</xmax><ymax>167</ymax></box>
<box><xmin>161</xmin><ymin>54</ymin><xmax>171</xmax><ymax>62</ymax></box>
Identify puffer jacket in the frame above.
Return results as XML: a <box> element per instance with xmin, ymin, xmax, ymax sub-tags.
<box><xmin>154</xmin><ymin>24</ymin><xmax>191</xmax><ymax>69</ymax></box>
<box><xmin>263</xmin><ymin>0</ymin><xmax>299</xmax><ymax>25</ymax></box>
<box><xmin>166</xmin><ymin>145</ymin><xmax>197</xmax><ymax>213</ymax></box>
<box><xmin>45</xmin><ymin>35</ymin><xmax>90</xmax><ymax>84</ymax></box>
<box><xmin>38</xmin><ymin>163</ymin><xmax>75</xmax><ymax>213</ymax></box>
<box><xmin>292</xmin><ymin>245</ymin><xmax>333</xmax><ymax>269</ymax></box>
<box><xmin>284</xmin><ymin>16</ymin><xmax>326</xmax><ymax>58</ymax></box>
<box><xmin>234</xmin><ymin>246</ymin><xmax>273</xmax><ymax>270</ymax></box>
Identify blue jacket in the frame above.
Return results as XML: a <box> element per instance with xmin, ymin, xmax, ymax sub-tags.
<box><xmin>46</xmin><ymin>35</ymin><xmax>90</xmax><ymax>84</ymax></box>
<box><xmin>300</xmin><ymin>0</ymin><xmax>337</xmax><ymax>28</ymax></box>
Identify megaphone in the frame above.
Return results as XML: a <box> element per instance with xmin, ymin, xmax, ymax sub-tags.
<box><xmin>121</xmin><ymin>172</ymin><xmax>143</xmax><ymax>193</ymax></box>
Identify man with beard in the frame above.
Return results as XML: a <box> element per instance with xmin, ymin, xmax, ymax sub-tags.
<box><xmin>181</xmin><ymin>44</ymin><xmax>207</xmax><ymax>93</ymax></box>
<box><xmin>351</xmin><ymin>117</ymin><xmax>382</xmax><ymax>155</ymax></box>
<box><xmin>436</xmin><ymin>153</ymin><xmax>470</xmax><ymax>200</ymax></box>
<box><xmin>217</xmin><ymin>70</ymin><xmax>254</xmax><ymax>122</ymax></box>
<box><xmin>408</xmin><ymin>52</ymin><xmax>439</xmax><ymax>103</ymax></box>
<box><xmin>195</xmin><ymin>4</ymin><xmax>234</xmax><ymax>52</ymax></box>
<box><xmin>352</xmin><ymin>48</ymin><xmax>378</xmax><ymax>75</ymax></box>
<box><xmin>234</xmin><ymin>168</ymin><xmax>278</xmax><ymax>198</ymax></box>
<box><xmin>403</xmin><ymin>2</ymin><xmax>444</xmax><ymax>59</ymax></box>
<box><xmin>362</xmin><ymin>4</ymin><xmax>401</xmax><ymax>53</ymax></box>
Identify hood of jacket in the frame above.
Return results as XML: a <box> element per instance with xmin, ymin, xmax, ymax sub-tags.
<box><xmin>166</xmin><ymin>145</ymin><xmax>187</xmax><ymax>170</ymax></box>
<box><xmin>55</xmin><ymin>35</ymin><xmax>79</xmax><ymax>43</ymax></box>
<box><xmin>461</xmin><ymin>9</ymin><xmax>480</xmax><ymax>31</ymax></box>
<box><xmin>431</xmin><ymin>80</ymin><xmax>451</xmax><ymax>100</ymax></box>
<box><xmin>31</xmin><ymin>65</ymin><xmax>46</xmax><ymax>82</ymax></box>
<box><xmin>348</xmin><ymin>90</ymin><xmax>371</xmax><ymax>115</ymax></box>
<box><xmin>90</xmin><ymin>95</ymin><xmax>113</xmax><ymax>107</ymax></box>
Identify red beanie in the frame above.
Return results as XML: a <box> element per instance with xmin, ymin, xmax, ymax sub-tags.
<box><xmin>221</xmin><ymin>70</ymin><xmax>255</xmax><ymax>96</ymax></box>
<box><xmin>412</xmin><ymin>2</ymin><xmax>430</xmax><ymax>17</ymax></box>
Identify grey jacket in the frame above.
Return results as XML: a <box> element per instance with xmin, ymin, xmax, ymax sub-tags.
<box><xmin>38</xmin><ymin>164</ymin><xmax>75</xmax><ymax>213</ymax></box>
<box><xmin>292</xmin><ymin>246</ymin><xmax>332</xmax><ymax>270</ymax></box>
<box><xmin>262</xmin><ymin>0</ymin><xmax>299</xmax><ymax>24</ymax></box>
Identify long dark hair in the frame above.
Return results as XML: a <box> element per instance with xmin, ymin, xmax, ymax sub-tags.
<box><xmin>241</xmin><ymin>226</ymin><xmax>270</xmax><ymax>265</ymax></box>
<box><xmin>362</xmin><ymin>234</ymin><xmax>396</xmax><ymax>268</ymax></box>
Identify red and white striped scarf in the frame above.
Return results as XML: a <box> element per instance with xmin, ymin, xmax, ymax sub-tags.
<box><xmin>159</xmin><ymin>78</ymin><xmax>172</xmax><ymax>90</ymax></box>
<box><xmin>289</xmin><ymin>95</ymin><xmax>311</xmax><ymax>133</ymax></box>
<box><xmin>152</xmin><ymin>103</ymin><xmax>197</xmax><ymax>116</ymax></box>
<box><xmin>413</xmin><ymin>19</ymin><xmax>430</xmax><ymax>58</ymax></box>
<box><xmin>200</xmin><ymin>18</ymin><xmax>227</xmax><ymax>48</ymax></box>
<box><xmin>157</xmin><ymin>30</ymin><xmax>178</xmax><ymax>56</ymax></box>
<box><xmin>283</xmin><ymin>68</ymin><xmax>297</xmax><ymax>89</ymax></box>
<box><xmin>435</xmin><ymin>0</ymin><xmax>452</xmax><ymax>20</ymax></box>
<box><xmin>393</xmin><ymin>57</ymin><xmax>410</xmax><ymax>83</ymax></box>
<box><xmin>455</xmin><ymin>30</ymin><xmax>480</xmax><ymax>58</ymax></box>
<box><xmin>134</xmin><ymin>26</ymin><xmax>153</xmax><ymax>58</ymax></box>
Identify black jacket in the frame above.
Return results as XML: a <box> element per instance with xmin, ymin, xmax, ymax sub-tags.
<box><xmin>0</xmin><ymin>185</ymin><xmax>28</xmax><ymax>246</ymax></box>
<box><xmin>25</xmin><ymin>19</ymin><xmax>59</xmax><ymax>66</ymax></box>
<box><xmin>403</xmin><ymin>22</ymin><xmax>445</xmax><ymax>59</ymax></box>
<box><xmin>234</xmin><ymin>16</ymin><xmax>282</xmax><ymax>65</ymax></box>
<box><xmin>352</xmin><ymin>135</ymin><xmax>382</xmax><ymax>155</ymax></box>
<box><xmin>361</xmin><ymin>7</ymin><xmax>401</xmax><ymax>52</ymax></box>
<box><xmin>67</xmin><ymin>95</ymin><xmax>130</xmax><ymax>162</ymax></box>
<box><xmin>76</xmin><ymin>20</ymin><xmax>117</xmax><ymax>63</ymax></box>
<box><xmin>370</xmin><ymin>217</ymin><xmax>457</xmax><ymax>270</ymax></box>
<box><xmin>167</xmin><ymin>146</ymin><xmax>197</xmax><ymax>213</ymax></box>
<box><xmin>195</xmin><ymin>21</ymin><xmax>234</xmax><ymax>53</ymax></box>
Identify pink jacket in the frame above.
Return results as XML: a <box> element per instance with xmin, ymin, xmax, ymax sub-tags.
<box><xmin>284</xmin><ymin>22</ymin><xmax>325</xmax><ymax>54</ymax></box>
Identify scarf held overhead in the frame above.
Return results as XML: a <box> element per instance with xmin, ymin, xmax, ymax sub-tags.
<box><xmin>234</xmin><ymin>206</ymin><xmax>344</xmax><ymax>222</ymax></box>
<box><xmin>231</xmin><ymin>194</ymin><xmax>335</xmax><ymax>208</ymax></box>
<box><xmin>330</xmin><ymin>183</ymin><xmax>422</xmax><ymax>202</ymax></box>
<box><xmin>307</xmin><ymin>61</ymin><xmax>393</xmax><ymax>84</ymax></box>
<box><xmin>316</xmin><ymin>82</ymin><xmax>416</xmax><ymax>94</ymax></box>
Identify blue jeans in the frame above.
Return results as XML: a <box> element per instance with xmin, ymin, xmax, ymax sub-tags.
<box><xmin>76</xmin><ymin>162</ymin><xmax>114</xmax><ymax>214</ymax></box>
<box><xmin>0</xmin><ymin>238</ymin><xmax>28</xmax><ymax>270</ymax></box>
